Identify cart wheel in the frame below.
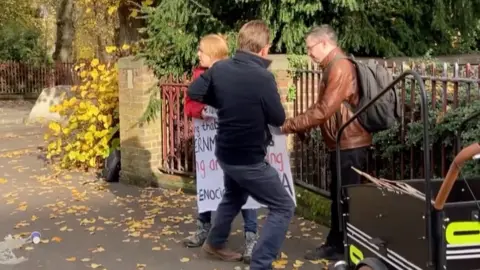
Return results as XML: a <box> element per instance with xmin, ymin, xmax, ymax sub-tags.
<box><xmin>355</xmin><ymin>257</ymin><xmax>388</xmax><ymax>270</ymax></box>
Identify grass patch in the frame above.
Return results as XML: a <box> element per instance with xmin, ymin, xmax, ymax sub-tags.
<box><xmin>295</xmin><ymin>186</ymin><xmax>331</xmax><ymax>227</ymax></box>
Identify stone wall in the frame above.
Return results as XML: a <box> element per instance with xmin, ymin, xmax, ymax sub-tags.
<box><xmin>118</xmin><ymin>57</ymin><xmax>161</xmax><ymax>186</ymax></box>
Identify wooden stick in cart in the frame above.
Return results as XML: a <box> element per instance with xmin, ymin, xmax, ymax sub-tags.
<box><xmin>351</xmin><ymin>167</ymin><xmax>429</xmax><ymax>202</ymax></box>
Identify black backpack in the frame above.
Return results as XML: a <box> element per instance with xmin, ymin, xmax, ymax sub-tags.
<box><xmin>102</xmin><ymin>149</ymin><xmax>121</xmax><ymax>182</ymax></box>
<box><xmin>323</xmin><ymin>55</ymin><xmax>400</xmax><ymax>133</ymax></box>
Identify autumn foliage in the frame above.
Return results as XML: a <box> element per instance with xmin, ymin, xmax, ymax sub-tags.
<box><xmin>44</xmin><ymin>46</ymin><xmax>133</xmax><ymax>169</ymax></box>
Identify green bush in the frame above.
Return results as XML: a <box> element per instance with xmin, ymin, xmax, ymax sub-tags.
<box><xmin>371</xmin><ymin>55</ymin><xmax>480</xmax><ymax>178</ymax></box>
<box><xmin>373</xmin><ymin>99</ymin><xmax>480</xmax><ymax>178</ymax></box>
<box><xmin>0</xmin><ymin>21</ymin><xmax>50</xmax><ymax>63</ymax></box>
<box><xmin>139</xmin><ymin>1</ymin><xmax>241</xmax><ymax>79</ymax></box>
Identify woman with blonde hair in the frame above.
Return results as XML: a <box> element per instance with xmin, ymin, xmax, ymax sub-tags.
<box><xmin>183</xmin><ymin>34</ymin><xmax>258</xmax><ymax>263</ymax></box>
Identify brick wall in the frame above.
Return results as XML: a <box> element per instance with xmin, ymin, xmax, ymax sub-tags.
<box><xmin>118</xmin><ymin>57</ymin><xmax>161</xmax><ymax>186</ymax></box>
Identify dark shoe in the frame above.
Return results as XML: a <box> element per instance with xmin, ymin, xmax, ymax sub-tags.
<box><xmin>242</xmin><ymin>231</ymin><xmax>258</xmax><ymax>264</ymax></box>
<box><xmin>202</xmin><ymin>243</ymin><xmax>243</xmax><ymax>261</ymax></box>
<box><xmin>304</xmin><ymin>244</ymin><xmax>343</xmax><ymax>261</ymax></box>
<box><xmin>183</xmin><ymin>220</ymin><xmax>211</xmax><ymax>248</ymax></box>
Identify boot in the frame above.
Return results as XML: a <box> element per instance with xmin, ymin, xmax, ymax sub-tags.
<box><xmin>202</xmin><ymin>243</ymin><xmax>243</xmax><ymax>261</ymax></box>
<box><xmin>183</xmin><ymin>220</ymin><xmax>211</xmax><ymax>248</ymax></box>
<box><xmin>242</xmin><ymin>231</ymin><xmax>258</xmax><ymax>264</ymax></box>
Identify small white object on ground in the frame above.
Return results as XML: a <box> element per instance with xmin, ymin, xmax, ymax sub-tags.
<box><xmin>31</xmin><ymin>231</ymin><xmax>41</xmax><ymax>244</ymax></box>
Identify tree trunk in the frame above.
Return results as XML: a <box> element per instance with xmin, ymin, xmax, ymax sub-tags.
<box><xmin>53</xmin><ymin>0</ymin><xmax>75</xmax><ymax>62</ymax></box>
<box><xmin>116</xmin><ymin>0</ymin><xmax>146</xmax><ymax>46</ymax></box>
<box><xmin>94</xmin><ymin>2</ymin><xmax>109</xmax><ymax>62</ymax></box>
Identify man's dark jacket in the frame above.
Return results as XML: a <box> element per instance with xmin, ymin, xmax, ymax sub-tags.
<box><xmin>187</xmin><ymin>50</ymin><xmax>286</xmax><ymax>166</ymax></box>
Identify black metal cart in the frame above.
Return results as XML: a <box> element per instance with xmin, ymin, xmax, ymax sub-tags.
<box><xmin>334</xmin><ymin>70</ymin><xmax>480</xmax><ymax>270</ymax></box>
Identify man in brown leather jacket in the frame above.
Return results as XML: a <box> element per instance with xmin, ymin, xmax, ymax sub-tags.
<box><xmin>281</xmin><ymin>25</ymin><xmax>372</xmax><ymax>261</ymax></box>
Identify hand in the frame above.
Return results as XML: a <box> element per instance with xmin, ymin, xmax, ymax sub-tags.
<box><xmin>297</xmin><ymin>132</ymin><xmax>311</xmax><ymax>143</ymax></box>
<box><xmin>280</xmin><ymin>124</ymin><xmax>288</xmax><ymax>135</ymax></box>
<box><xmin>201</xmin><ymin>110</ymin><xmax>213</xmax><ymax>120</ymax></box>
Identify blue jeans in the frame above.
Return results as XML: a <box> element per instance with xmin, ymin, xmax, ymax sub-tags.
<box><xmin>206</xmin><ymin>161</ymin><xmax>295</xmax><ymax>270</ymax></box>
<box><xmin>198</xmin><ymin>209</ymin><xmax>257</xmax><ymax>234</ymax></box>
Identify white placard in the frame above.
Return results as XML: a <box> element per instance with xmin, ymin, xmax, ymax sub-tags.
<box><xmin>194</xmin><ymin>106</ymin><xmax>296</xmax><ymax>213</ymax></box>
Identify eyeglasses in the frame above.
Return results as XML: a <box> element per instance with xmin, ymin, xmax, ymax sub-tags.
<box><xmin>306</xmin><ymin>40</ymin><xmax>324</xmax><ymax>51</ymax></box>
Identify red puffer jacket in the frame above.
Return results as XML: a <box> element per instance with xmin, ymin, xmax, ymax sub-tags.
<box><xmin>184</xmin><ymin>67</ymin><xmax>208</xmax><ymax>119</ymax></box>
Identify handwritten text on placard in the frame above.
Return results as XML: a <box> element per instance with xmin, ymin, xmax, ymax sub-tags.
<box><xmin>194</xmin><ymin>106</ymin><xmax>296</xmax><ymax>213</ymax></box>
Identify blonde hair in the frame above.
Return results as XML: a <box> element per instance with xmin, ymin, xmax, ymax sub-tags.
<box><xmin>199</xmin><ymin>34</ymin><xmax>229</xmax><ymax>60</ymax></box>
<box><xmin>237</xmin><ymin>20</ymin><xmax>270</xmax><ymax>53</ymax></box>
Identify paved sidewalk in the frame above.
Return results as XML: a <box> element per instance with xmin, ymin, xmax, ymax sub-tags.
<box><xmin>0</xmin><ymin>124</ymin><xmax>330</xmax><ymax>270</ymax></box>
<box><xmin>0</xmin><ymin>100</ymin><xmax>35</xmax><ymax>125</ymax></box>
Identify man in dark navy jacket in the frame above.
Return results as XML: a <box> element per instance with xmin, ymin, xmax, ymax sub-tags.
<box><xmin>188</xmin><ymin>20</ymin><xmax>295</xmax><ymax>270</ymax></box>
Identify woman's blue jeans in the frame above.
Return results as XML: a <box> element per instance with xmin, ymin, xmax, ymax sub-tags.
<box><xmin>198</xmin><ymin>209</ymin><xmax>257</xmax><ymax>234</ymax></box>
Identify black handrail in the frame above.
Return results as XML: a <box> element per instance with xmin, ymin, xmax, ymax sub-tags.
<box><xmin>335</xmin><ymin>70</ymin><xmax>433</xmax><ymax>266</ymax></box>
<box><xmin>455</xmin><ymin>110</ymin><xmax>480</xmax><ymax>154</ymax></box>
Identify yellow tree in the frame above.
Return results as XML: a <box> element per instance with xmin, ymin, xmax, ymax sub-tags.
<box><xmin>73</xmin><ymin>0</ymin><xmax>150</xmax><ymax>61</ymax></box>
<box><xmin>74</xmin><ymin>0</ymin><xmax>118</xmax><ymax>61</ymax></box>
<box><xmin>1</xmin><ymin>0</ymin><xmax>36</xmax><ymax>26</ymax></box>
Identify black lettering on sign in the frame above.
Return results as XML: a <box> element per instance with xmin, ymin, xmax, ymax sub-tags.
<box><xmin>194</xmin><ymin>125</ymin><xmax>200</xmax><ymax>137</ymax></box>
<box><xmin>281</xmin><ymin>173</ymin><xmax>293</xmax><ymax>196</ymax></box>
<box><xmin>194</xmin><ymin>135</ymin><xmax>216</xmax><ymax>153</ymax></box>
<box><xmin>201</xmin><ymin>119</ymin><xmax>219</xmax><ymax>131</ymax></box>
<box><xmin>198</xmin><ymin>188</ymin><xmax>225</xmax><ymax>201</ymax></box>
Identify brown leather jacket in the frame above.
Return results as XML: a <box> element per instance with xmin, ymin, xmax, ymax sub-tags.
<box><xmin>281</xmin><ymin>48</ymin><xmax>372</xmax><ymax>151</ymax></box>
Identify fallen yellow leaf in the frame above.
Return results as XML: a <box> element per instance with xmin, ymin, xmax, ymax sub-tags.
<box><xmin>293</xmin><ymin>259</ymin><xmax>304</xmax><ymax>268</ymax></box>
<box><xmin>272</xmin><ymin>259</ymin><xmax>288</xmax><ymax>269</ymax></box>
<box><xmin>152</xmin><ymin>247</ymin><xmax>161</xmax><ymax>251</ymax></box>
<box><xmin>91</xmin><ymin>263</ymin><xmax>102</xmax><ymax>269</ymax></box>
<box><xmin>51</xmin><ymin>236</ymin><xmax>62</xmax><ymax>243</ymax></box>
<box><xmin>309</xmin><ymin>258</ymin><xmax>329</xmax><ymax>265</ymax></box>
<box><xmin>81</xmin><ymin>258</ymin><xmax>91</xmax><ymax>262</ymax></box>
<box><xmin>93</xmin><ymin>246</ymin><xmax>105</xmax><ymax>253</ymax></box>
<box><xmin>0</xmin><ymin>178</ymin><xmax>7</xmax><ymax>184</ymax></box>
<box><xmin>66</xmin><ymin>257</ymin><xmax>76</xmax><ymax>262</ymax></box>
<box><xmin>180</xmin><ymin>257</ymin><xmax>190</xmax><ymax>263</ymax></box>
<box><xmin>16</xmin><ymin>203</ymin><xmax>28</xmax><ymax>211</ymax></box>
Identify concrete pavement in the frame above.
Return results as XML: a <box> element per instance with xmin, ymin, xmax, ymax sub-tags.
<box><xmin>0</xmin><ymin>114</ymin><xmax>330</xmax><ymax>270</ymax></box>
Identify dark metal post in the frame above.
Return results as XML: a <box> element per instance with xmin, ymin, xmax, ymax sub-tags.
<box><xmin>335</xmin><ymin>70</ymin><xmax>432</xmax><ymax>266</ymax></box>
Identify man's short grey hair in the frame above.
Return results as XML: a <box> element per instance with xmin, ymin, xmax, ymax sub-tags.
<box><xmin>305</xmin><ymin>25</ymin><xmax>338</xmax><ymax>43</ymax></box>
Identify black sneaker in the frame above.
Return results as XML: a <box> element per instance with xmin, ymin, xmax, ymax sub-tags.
<box><xmin>304</xmin><ymin>244</ymin><xmax>343</xmax><ymax>261</ymax></box>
